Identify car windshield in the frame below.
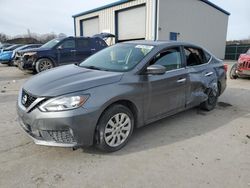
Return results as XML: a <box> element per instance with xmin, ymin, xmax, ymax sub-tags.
<box><xmin>80</xmin><ymin>43</ymin><xmax>154</xmax><ymax>72</ymax></box>
<box><xmin>41</xmin><ymin>38</ymin><xmax>62</xmax><ymax>49</ymax></box>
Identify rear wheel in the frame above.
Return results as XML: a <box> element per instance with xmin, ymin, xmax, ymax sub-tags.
<box><xmin>35</xmin><ymin>58</ymin><xmax>54</xmax><ymax>73</ymax></box>
<box><xmin>200</xmin><ymin>87</ymin><xmax>219</xmax><ymax>111</ymax></box>
<box><xmin>230</xmin><ymin>63</ymin><xmax>238</xmax><ymax>79</ymax></box>
<box><xmin>95</xmin><ymin>105</ymin><xmax>134</xmax><ymax>152</ymax></box>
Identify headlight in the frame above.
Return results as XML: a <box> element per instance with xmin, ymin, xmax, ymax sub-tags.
<box><xmin>39</xmin><ymin>95</ymin><xmax>89</xmax><ymax>112</ymax></box>
<box><xmin>23</xmin><ymin>52</ymin><xmax>37</xmax><ymax>56</ymax></box>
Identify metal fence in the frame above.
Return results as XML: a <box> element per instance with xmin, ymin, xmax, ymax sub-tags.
<box><xmin>225</xmin><ymin>44</ymin><xmax>250</xmax><ymax>60</ymax></box>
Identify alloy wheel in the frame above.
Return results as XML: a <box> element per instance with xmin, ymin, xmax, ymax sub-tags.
<box><xmin>104</xmin><ymin>113</ymin><xmax>132</xmax><ymax>147</ymax></box>
<box><xmin>39</xmin><ymin>60</ymin><xmax>53</xmax><ymax>71</ymax></box>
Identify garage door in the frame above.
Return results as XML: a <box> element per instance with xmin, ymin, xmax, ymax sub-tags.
<box><xmin>81</xmin><ymin>17</ymin><xmax>99</xmax><ymax>37</ymax></box>
<box><xmin>117</xmin><ymin>5</ymin><xmax>146</xmax><ymax>41</ymax></box>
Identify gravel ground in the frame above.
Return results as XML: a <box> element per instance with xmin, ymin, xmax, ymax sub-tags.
<box><xmin>0</xmin><ymin>61</ymin><xmax>249</xmax><ymax>188</ymax></box>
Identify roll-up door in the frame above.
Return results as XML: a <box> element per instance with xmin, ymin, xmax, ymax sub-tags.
<box><xmin>116</xmin><ymin>5</ymin><xmax>146</xmax><ymax>41</ymax></box>
<box><xmin>81</xmin><ymin>17</ymin><xmax>99</xmax><ymax>37</ymax></box>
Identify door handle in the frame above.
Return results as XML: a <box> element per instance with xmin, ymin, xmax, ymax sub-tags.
<box><xmin>91</xmin><ymin>48</ymin><xmax>96</xmax><ymax>51</ymax></box>
<box><xmin>177</xmin><ymin>78</ymin><xmax>186</xmax><ymax>83</ymax></box>
<box><xmin>70</xmin><ymin>50</ymin><xmax>76</xmax><ymax>52</ymax></box>
<box><xmin>205</xmin><ymin>72</ymin><xmax>214</xmax><ymax>77</ymax></box>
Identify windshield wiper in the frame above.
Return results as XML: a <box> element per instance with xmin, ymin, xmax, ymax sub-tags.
<box><xmin>82</xmin><ymin>66</ymin><xmax>102</xmax><ymax>71</ymax></box>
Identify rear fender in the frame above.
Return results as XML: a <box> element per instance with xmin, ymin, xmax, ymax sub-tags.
<box><xmin>186</xmin><ymin>66</ymin><xmax>218</xmax><ymax>107</ymax></box>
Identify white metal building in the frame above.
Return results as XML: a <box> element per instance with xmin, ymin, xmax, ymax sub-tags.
<box><xmin>72</xmin><ymin>0</ymin><xmax>229</xmax><ymax>59</ymax></box>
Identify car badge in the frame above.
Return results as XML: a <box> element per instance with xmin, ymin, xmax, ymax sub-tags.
<box><xmin>22</xmin><ymin>95</ymin><xmax>28</xmax><ymax>105</ymax></box>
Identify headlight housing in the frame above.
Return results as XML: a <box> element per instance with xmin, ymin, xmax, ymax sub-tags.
<box><xmin>23</xmin><ymin>52</ymin><xmax>37</xmax><ymax>57</ymax></box>
<box><xmin>39</xmin><ymin>95</ymin><xmax>89</xmax><ymax>112</ymax></box>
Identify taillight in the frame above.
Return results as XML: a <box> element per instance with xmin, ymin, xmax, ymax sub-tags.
<box><xmin>223</xmin><ymin>64</ymin><xmax>228</xmax><ymax>72</ymax></box>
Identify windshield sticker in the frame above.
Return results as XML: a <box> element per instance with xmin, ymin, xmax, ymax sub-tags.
<box><xmin>135</xmin><ymin>45</ymin><xmax>154</xmax><ymax>50</ymax></box>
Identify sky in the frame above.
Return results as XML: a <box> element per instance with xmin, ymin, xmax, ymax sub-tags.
<box><xmin>0</xmin><ymin>0</ymin><xmax>249</xmax><ymax>40</ymax></box>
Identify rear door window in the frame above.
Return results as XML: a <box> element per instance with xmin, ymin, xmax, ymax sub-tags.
<box><xmin>76</xmin><ymin>39</ymin><xmax>89</xmax><ymax>49</ymax></box>
<box><xmin>184</xmin><ymin>47</ymin><xmax>207</xmax><ymax>66</ymax></box>
<box><xmin>94</xmin><ymin>38</ymin><xmax>107</xmax><ymax>48</ymax></box>
<box><xmin>151</xmin><ymin>47</ymin><xmax>182</xmax><ymax>71</ymax></box>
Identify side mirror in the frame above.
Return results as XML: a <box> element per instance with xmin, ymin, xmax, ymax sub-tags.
<box><xmin>57</xmin><ymin>45</ymin><xmax>63</xmax><ymax>50</ymax></box>
<box><xmin>146</xmin><ymin>65</ymin><xmax>166</xmax><ymax>75</ymax></box>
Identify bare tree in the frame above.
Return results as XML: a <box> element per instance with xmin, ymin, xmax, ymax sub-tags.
<box><xmin>0</xmin><ymin>33</ymin><xmax>9</xmax><ymax>42</ymax></box>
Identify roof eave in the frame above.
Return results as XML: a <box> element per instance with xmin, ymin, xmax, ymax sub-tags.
<box><xmin>200</xmin><ymin>0</ymin><xmax>230</xmax><ymax>16</ymax></box>
<box><xmin>72</xmin><ymin>0</ymin><xmax>130</xmax><ymax>18</ymax></box>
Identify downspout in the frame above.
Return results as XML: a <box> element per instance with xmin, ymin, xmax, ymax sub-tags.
<box><xmin>154</xmin><ymin>0</ymin><xmax>158</xmax><ymax>41</ymax></box>
<box><xmin>73</xmin><ymin>17</ymin><xmax>76</xmax><ymax>36</ymax></box>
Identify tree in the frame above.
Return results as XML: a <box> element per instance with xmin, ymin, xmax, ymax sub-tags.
<box><xmin>0</xmin><ymin>33</ymin><xmax>9</xmax><ymax>42</ymax></box>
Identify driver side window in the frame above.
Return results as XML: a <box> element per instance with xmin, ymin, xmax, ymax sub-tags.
<box><xmin>151</xmin><ymin>48</ymin><xmax>182</xmax><ymax>71</ymax></box>
<box><xmin>61</xmin><ymin>39</ymin><xmax>75</xmax><ymax>49</ymax></box>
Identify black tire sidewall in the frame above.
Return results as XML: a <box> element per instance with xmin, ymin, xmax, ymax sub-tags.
<box><xmin>230</xmin><ymin>64</ymin><xmax>238</xmax><ymax>79</ymax></box>
<box><xmin>201</xmin><ymin>88</ymin><xmax>218</xmax><ymax>111</ymax></box>
<box><xmin>96</xmin><ymin>105</ymin><xmax>134</xmax><ymax>152</ymax></box>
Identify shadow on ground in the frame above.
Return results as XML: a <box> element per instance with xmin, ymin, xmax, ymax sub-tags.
<box><xmin>83</xmin><ymin>88</ymin><xmax>249</xmax><ymax>155</ymax></box>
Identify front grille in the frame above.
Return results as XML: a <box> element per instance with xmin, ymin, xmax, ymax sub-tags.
<box><xmin>21</xmin><ymin>90</ymin><xmax>37</xmax><ymax>108</ymax></box>
<box><xmin>239</xmin><ymin>61</ymin><xmax>250</xmax><ymax>70</ymax></box>
<box><xmin>46</xmin><ymin>130</ymin><xmax>76</xmax><ymax>144</ymax></box>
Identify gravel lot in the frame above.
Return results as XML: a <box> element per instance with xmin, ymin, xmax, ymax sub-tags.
<box><xmin>0</xmin><ymin>61</ymin><xmax>249</xmax><ymax>188</ymax></box>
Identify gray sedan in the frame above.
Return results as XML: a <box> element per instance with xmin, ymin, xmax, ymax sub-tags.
<box><xmin>17</xmin><ymin>41</ymin><xmax>227</xmax><ymax>152</ymax></box>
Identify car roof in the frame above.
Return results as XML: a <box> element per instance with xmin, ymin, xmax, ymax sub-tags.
<box><xmin>123</xmin><ymin>40</ymin><xmax>202</xmax><ymax>48</ymax></box>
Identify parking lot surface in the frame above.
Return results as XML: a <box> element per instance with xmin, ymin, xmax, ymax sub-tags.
<box><xmin>0</xmin><ymin>61</ymin><xmax>249</xmax><ymax>188</ymax></box>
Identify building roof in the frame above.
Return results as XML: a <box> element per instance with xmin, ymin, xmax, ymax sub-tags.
<box><xmin>72</xmin><ymin>0</ymin><xmax>230</xmax><ymax>18</ymax></box>
<box><xmin>201</xmin><ymin>0</ymin><xmax>230</xmax><ymax>15</ymax></box>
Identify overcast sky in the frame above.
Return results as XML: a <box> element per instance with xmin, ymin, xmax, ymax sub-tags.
<box><xmin>0</xmin><ymin>0</ymin><xmax>249</xmax><ymax>40</ymax></box>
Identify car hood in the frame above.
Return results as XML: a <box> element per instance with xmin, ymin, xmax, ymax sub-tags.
<box><xmin>23</xmin><ymin>64</ymin><xmax>123</xmax><ymax>97</ymax></box>
<box><xmin>239</xmin><ymin>54</ymin><xmax>250</xmax><ymax>62</ymax></box>
<box><xmin>0</xmin><ymin>50</ymin><xmax>12</xmax><ymax>55</ymax></box>
<box><xmin>21</xmin><ymin>47</ymin><xmax>50</xmax><ymax>54</ymax></box>
<box><xmin>0</xmin><ymin>51</ymin><xmax>12</xmax><ymax>59</ymax></box>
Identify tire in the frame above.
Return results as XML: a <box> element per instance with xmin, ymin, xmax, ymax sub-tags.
<box><xmin>7</xmin><ymin>61</ymin><xmax>13</xmax><ymax>66</ymax></box>
<box><xmin>35</xmin><ymin>58</ymin><xmax>54</xmax><ymax>73</ymax></box>
<box><xmin>95</xmin><ymin>104</ymin><xmax>134</xmax><ymax>152</ymax></box>
<box><xmin>200</xmin><ymin>87</ymin><xmax>219</xmax><ymax>111</ymax></box>
<box><xmin>229</xmin><ymin>63</ymin><xmax>238</xmax><ymax>79</ymax></box>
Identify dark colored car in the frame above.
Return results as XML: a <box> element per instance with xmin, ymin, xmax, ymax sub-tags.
<box><xmin>17</xmin><ymin>41</ymin><xmax>227</xmax><ymax>152</ymax></box>
<box><xmin>17</xmin><ymin>36</ymin><xmax>108</xmax><ymax>73</ymax></box>
<box><xmin>0</xmin><ymin>43</ymin><xmax>12</xmax><ymax>50</ymax></box>
<box><xmin>12</xmin><ymin>44</ymin><xmax>42</xmax><ymax>66</ymax></box>
<box><xmin>230</xmin><ymin>48</ymin><xmax>250</xmax><ymax>79</ymax></box>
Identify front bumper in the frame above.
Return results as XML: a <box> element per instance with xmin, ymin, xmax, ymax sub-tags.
<box><xmin>0</xmin><ymin>60</ymin><xmax>10</xmax><ymax>64</ymax></box>
<box><xmin>17</xmin><ymin>90</ymin><xmax>100</xmax><ymax>147</ymax></box>
<box><xmin>236</xmin><ymin>69</ymin><xmax>250</xmax><ymax>77</ymax></box>
<box><xmin>237</xmin><ymin>61</ymin><xmax>250</xmax><ymax>77</ymax></box>
<box><xmin>18</xmin><ymin>57</ymin><xmax>36</xmax><ymax>71</ymax></box>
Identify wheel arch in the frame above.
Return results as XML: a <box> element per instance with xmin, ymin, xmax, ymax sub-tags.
<box><xmin>94</xmin><ymin>99</ymin><xmax>140</xmax><ymax>144</ymax></box>
<box><xmin>36</xmin><ymin>56</ymin><xmax>56</xmax><ymax>66</ymax></box>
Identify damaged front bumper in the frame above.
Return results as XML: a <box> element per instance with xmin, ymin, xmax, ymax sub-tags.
<box><xmin>236</xmin><ymin>61</ymin><xmax>250</xmax><ymax>77</ymax></box>
<box><xmin>17</xmin><ymin>53</ymin><xmax>37</xmax><ymax>71</ymax></box>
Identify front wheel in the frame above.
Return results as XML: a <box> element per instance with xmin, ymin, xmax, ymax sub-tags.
<box><xmin>230</xmin><ymin>63</ymin><xmax>238</xmax><ymax>79</ymax></box>
<box><xmin>95</xmin><ymin>105</ymin><xmax>134</xmax><ymax>152</ymax></box>
<box><xmin>35</xmin><ymin>58</ymin><xmax>54</xmax><ymax>73</ymax></box>
<box><xmin>7</xmin><ymin>61</ymin><xmax>14</xmax><ymax>66</ymax></box>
